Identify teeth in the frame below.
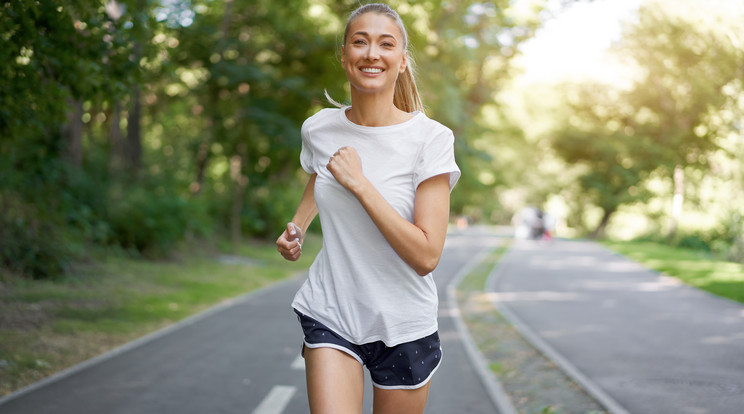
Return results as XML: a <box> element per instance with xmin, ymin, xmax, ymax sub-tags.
<box><xmin>361</xmin><ymin>68</ymin><xmax>382</xmax><ymax>73</ymax></box>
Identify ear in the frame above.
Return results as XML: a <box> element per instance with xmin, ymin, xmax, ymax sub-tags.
<box><xmin>341</xmin><ymin>45</ymin><xmax>346</xmax><ymax>66</ymax></box>
<box><xmin>399</xmin><ymin>50</ymin><xmax>408</xmax><ymax>74</ymax></box>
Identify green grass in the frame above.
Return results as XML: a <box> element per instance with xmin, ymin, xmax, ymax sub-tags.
<box><xmin>456</xmin><ymin>241</ymin><xmax>609</xmax><ymax>414</ymax></box>
<box><xmin>458</xmin><ymin>244</ymin><xmax>509</xmax><ymax>292</ymax></box>
<box><xmin>603</xmin><ymin>240</ymin><xmax>744</xmax><ymax>304</ymax></box>
<box><xmin>0</xmin><ymin>235</ymin><xmax>321</xmax><ymax>396</ymax></box>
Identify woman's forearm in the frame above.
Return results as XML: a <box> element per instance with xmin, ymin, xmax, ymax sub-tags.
<box><xmin>326</xmin><ymin>146</ymin><xmax>451</xmax><ymax>275</ymax></box>
<box><xmin>351</xmin><ymin>174</ymin><xmax>450</xmax><ymax>276</ymax></box>
<box><xmin>292</xmin><ymin>173</ymin><xmax>319</xmax><ymax>234</ymax></box>
<box><xmin>277</xmin><ymin>174</ymin><xmax>318</xmax><ymax>262</ymax></box>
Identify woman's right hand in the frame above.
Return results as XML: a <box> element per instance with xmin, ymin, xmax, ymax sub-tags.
<box><xmin>276</xmin><ymin>222</ymin><xmax>303</xmax><ymax>261</ymax></box>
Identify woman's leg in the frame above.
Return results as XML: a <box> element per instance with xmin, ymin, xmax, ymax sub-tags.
<box><xmin>372</xmin><ymin>381</ymin><xmax>431</xmax><ymax>414</ymax></box>
<box><xmin>304</xmin><ymin>346</ymin><xmax>365</xmax><ymax>414</ymax></box>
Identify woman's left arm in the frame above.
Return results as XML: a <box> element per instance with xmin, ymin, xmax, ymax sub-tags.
<box><xmin>327</xmin><ymin>146</ymin><xmax>451</xmax><ymax>276</ymax></box>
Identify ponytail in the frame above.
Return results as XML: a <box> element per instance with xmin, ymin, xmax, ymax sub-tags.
<box><xmin>394</xmin><ymin>54</ymin><xmax>424</xmax><ymax>113</ymax></box>
<box><xmin>324</xmin><ymin>89</ymin><xmax>346</xmax><ymax>109</ymax></box>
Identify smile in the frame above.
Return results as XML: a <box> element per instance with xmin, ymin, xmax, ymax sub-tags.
<box><xmin>361</xmin><ymin>67</ymin><xmax>383</xmax><ymax>73</ymax></box>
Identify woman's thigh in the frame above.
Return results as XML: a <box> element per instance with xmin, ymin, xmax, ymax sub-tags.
<box><xmin>372</xmin><ymin>381</ymin><xmax>431</xmax><ymax>414</ymax></box>
<box><xmin>304</xmin><ymin>346</ymin><xmax>365</xmax><ymax>414</ymax></box>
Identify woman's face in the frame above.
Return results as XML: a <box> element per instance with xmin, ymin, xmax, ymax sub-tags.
<box><xmin>341</xmin><ymin>12</ymin><xmax>407</xmax><ymax>95</ymax></box>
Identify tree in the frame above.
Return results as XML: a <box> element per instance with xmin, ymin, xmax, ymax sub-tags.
<box><xmin>0</xmin><ymin>0</ymin><xmax>139</xmax><ymax>276</ymax></box>
<box><xmin>618</xmin><ymin>0</ymin><xmax>744</xmax><ymax>238</ymax></box>
<box><xmin>545</xmin><ymin>0</ymin><xmax>743</xmax><ymax>238</ymax></box>
<box><xmin>161</xmin><ymin>0</ymin><xmax>345</xmax><ymax>238</ymax></box>
<box><xmin>0</xmin><ymin>0</ymin><xmax>591</xmax><ymax>276</ymax></box>
<box><xmin>385</xmin><ymin>1</ymin><xmax>548</xmax><ymax>219</ymax></box>
<box><xmin>550</xmin><ymin>83</ymin><xmax>654</xmax><ymax>237</ymax></box>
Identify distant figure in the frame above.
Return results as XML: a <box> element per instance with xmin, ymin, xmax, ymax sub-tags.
<box><xmin>456</xmin><ymin>215</ymin><xmax>472</xmax><ymax>229</ymax></box>
<box><xmin>542</xmin><ymin>211</ymin><xmax>556</xmax><ymax>241</ymax></box>
<box><xmin>512</xmin><ymin>206</ymin><xmax>552</xmax><ymax>240</ymax></box>
<box><xmin>532</xmin><ymin>209</ymin><xmax>545</xmax><ymax>239</ymax></box>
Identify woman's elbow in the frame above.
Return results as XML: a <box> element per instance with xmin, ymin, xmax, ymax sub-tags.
<box><xmin>413</xmin><ymin>255</ymin><xmax>442</xmax><ymax>276</ymax></box>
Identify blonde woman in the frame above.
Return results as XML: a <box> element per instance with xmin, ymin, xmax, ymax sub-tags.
<box><xmin>276</xmin><ymin>3</ymin><xmax>460</xmax><ymax>413</ymax></box>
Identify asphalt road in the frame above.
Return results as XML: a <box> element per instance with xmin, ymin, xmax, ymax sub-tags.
<box><xmin>488</xmin><ymin>239</ymin><xmax>744</xmax><ymax>414</ymax></box>
<box><xmin>0</xmin><ymin>227</ymin><xmax>505</xmax><ymax>414</ymax></box>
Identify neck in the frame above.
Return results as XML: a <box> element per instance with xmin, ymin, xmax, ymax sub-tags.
<box><xmin>347</xmin><ymin>89</ymin><xmax>412</xmax><ymax>127</ymax></box>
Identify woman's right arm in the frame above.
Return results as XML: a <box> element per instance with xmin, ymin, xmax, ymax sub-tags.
<box><xmin>276</xmin><ymin>173</ymin><xmax>318</xmax><ymax>261</ymax></box>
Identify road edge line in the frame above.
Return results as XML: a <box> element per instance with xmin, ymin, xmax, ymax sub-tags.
<box><xmin>486</xmin><ymin>246</ymin><xmax>631</xmax><ymax>414</ymax></box>
<box><xmin>446</xmin><ymin>240</ymin><xmax>518</xmax><ymax>414</ymax></box>
<box><xmin>0</xmin><ymin>274</ymin><xmax>303</xmax><ymax>406</ymax></box>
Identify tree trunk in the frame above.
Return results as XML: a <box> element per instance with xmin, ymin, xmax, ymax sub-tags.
<box><xmin>65</xmin><ymin>98</ymin><xmax>84</xmax><ymax>167</ymax></box>
<box><xmin>126</xmin><ymin>87</ymin><xmax>142</xmax><ymax>171</ymax></box>
<box><xmin>230</xmin><ymin>144</ymin><xmax>248</xmax><ymax>253</ymax></box>
<box><xmin>590</xmin><ymin>207</ymin><xmax>615</xmax><ymax>239</ymax></box>
<box><xmin>192</xmin><ymin>112</ymin><xmax>212</xmax><ymax>195</ymax></box>
<box><xmin>109</xmin><ymin>101</ymin><xmax>123</xmax><ymax>174</ymax></box>
<box><xmin>191</xmin><ymin>0</ymin><xmax>234</xmax><ymax>196</ymax></box>
<box><xmin>667</xmin><ymin>165</ymin><xmax>684</xmax><ymax>240</ymax></box>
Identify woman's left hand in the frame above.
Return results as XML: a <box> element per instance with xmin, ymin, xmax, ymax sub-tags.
<box><xmin>327</xmin><ymin>146</ymin><xmax>366</xmax><ymax>193</ymax></box>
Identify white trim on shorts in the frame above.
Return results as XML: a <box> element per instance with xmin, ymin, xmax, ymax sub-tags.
<box><xmin>303</xmin><ymin>340</ymin><xmax>364</xmax><ymax>365</ymax></box>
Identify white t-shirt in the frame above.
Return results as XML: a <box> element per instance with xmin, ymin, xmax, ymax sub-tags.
<box><xmin>292</xmin><ymin>107</ymin><xmax>461</xmax><ymax>347</ymax></box>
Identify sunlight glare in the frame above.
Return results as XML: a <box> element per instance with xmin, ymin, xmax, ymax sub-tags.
<box><xmin>515</xmin><ymin>0</ymin><xmax>642</xmax><ymax>83</ymax></box>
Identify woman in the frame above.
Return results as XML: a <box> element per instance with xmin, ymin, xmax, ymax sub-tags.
<box><xmin>276</xmin><ymin>3</ymin><xmax>460</xmax><ymax>413</ymax></box>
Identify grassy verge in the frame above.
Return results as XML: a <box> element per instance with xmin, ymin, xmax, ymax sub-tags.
<box><xmin>457</xmin><ymin>243</ymin><xmax>607</xmax><ymax>414</ymax></box>
<box><xmin>603</xmin><ymin>240</ymin><xmax>744</xmax><ymax>304</ymax></box>
<box><xmin>0</xmin><ymin>235</ymin><xmax>321</xmax><ymax>397</ymax></box>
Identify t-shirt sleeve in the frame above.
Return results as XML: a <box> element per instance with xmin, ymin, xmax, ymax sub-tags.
<box><xmin>414</xmin><ymin>130</ymin><xmax>461</xmax><ymax>191</ymax></box>
<box><xmin>299</xmin><ymin>118</ymin><xmax>315</xmax><ymax>174</ymax></box>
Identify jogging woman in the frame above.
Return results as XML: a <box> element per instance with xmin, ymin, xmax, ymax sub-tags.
<box><xmin>276</xmin><ymin>4</ymin><xmax>460</xmax><ymax>413</ymax></box>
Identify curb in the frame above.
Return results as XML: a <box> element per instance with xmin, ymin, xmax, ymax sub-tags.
<box><xmin>0</xmin><ymin>275</ymin><xmax>302</xmax><ymax>406</ymax></box>
<box><xmin>486</xmin><ymin>246</ymin><xmax>631</xmax><ymax>414</ymax></box>
<box><xmin>446</xmin><ymin>241</ymin><xmax>519</xmax><ymax>414</ymax></box>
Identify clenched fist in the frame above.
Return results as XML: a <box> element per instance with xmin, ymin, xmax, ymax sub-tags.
<box><xmin>276</xmin><ymin>222</ymin><xmax>303</xmax><ymax>261</ymax></box>
<box><xmin>327</xmin><ymin>146</ymin><xmax>366</xmax><ymax>193</ymax></box>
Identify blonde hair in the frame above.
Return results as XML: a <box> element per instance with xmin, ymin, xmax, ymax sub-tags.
<box><xmin>326</xmin><ymin>3</ymin><xmax>424</xmax><ymax>113</ymax></box>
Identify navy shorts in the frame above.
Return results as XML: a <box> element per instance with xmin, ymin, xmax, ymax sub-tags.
<box><xmin>294</xmin><ymin>309</ymin><xmax>443</xmax><ymax>390</ymax></box>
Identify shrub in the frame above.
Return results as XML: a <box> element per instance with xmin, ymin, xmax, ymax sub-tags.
<box><xmin>0</xmin><ymin>156</ymin><xmax>74</xmax><ymax>279</ymax></box>
<box><xmin>0</xmin><ymin>215</ymin><xmax>69</xmax><ymax>279</ymax></box>
<box><xmin>105</xmin><ymin>182</ymin><xmax>198</xmax><ymax>255</ymax></box>
<box><xmin>676</xmin><ymin>234</ymin><xmax>712</xmax><ymax>252</ymax></box>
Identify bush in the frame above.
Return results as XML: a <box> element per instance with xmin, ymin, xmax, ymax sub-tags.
<box><xmin>241</xmin><ymin>180</ymin><xmax>320</xmax><ymax>239</ymax></box>
<box><xmin>105</xmin><ymin>182</ymin><xmax>203</xmax><ymax>255</ymax></box>
<box><xmin>676</xmin><ymin>234</ymin><xmax>713</xmax><ymax>252</ymax></box>
<box><xmin>636</xmin><ymin>225</ymin><xmax>743</xmax><ymax>264</ymax></box>
<box><xmin>0</xmin><ymin>215</ymin><xmax>69</xmax><ymax>279</ymax></box>
<box><xmin>0</xmin><ymin>156</ymin><xmax>74</xmax><ymax>279</ymax></box>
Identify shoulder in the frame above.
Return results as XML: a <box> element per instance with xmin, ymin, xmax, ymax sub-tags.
<box><xmin>413</xmin><ymin>113</ymin><xmax>455</xmax><ymax>144</ymax></box>
<box><xmin>302</xmin><ymin>107</ymin><xmax>345</xmax><ymax>133</ymax></box>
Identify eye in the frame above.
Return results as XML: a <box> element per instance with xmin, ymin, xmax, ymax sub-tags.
<box><xmin>353</xmin><ymin>39</ymin><xmax>366</xmax><ymax>45</ymax></box>
<box><xmin>381</xmin><ymin>42</ymin><xmax>395</xmax><ymax>48</ymax></box>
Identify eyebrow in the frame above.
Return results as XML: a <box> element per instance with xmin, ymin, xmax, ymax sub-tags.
<box><xmin>351</xmin><ymin>31</ymin><xmax>398</xmax><ymax>41</ymax></box>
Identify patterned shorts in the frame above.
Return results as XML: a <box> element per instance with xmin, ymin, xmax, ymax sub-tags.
<box><xmin>294</xmin><ymin>309</ymin><xmax>443</xmax><ymax>390</ymax></box>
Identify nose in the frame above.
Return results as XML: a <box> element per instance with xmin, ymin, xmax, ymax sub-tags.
<box><xmin>364</xmin><ymin>44</ymin><xmax>380</xmax><ymax>60</ymax></box>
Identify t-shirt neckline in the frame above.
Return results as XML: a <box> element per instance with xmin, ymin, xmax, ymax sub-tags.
<box><xmin>339</xmin><ymin>106</ymin><xmax>423</xmax><ymax>133</ymax></box>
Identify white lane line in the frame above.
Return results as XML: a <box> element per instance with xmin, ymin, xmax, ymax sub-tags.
<box><xmin>252</xmin><ymin>385</ymin><xmax>296</xmax><ymax>414</ymax></box>
<box><xmin>291</xmin><ymin>354</ymin><xmax>305</xmax><ymax>370</ymax></box>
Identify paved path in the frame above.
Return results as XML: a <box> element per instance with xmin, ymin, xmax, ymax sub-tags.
<box><xmin>0</xmin><ymin>227</ymin><xmax>504</xmax><ymax>414</ymax></box>
<box><xmin>488</xmin><ymin>238</ymin><xmax>744</xmax><ymax>414</ymax></box>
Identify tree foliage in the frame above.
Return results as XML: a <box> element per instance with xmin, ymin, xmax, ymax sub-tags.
<box><xmin>1</xmin><ymin>0</ymin><xmax>145</xmax><ymax>276</ymax></box>
<box><xmin>1</xmin><ymin>0</ymin><xmax>557</xmax><ymax>278</ymax></box>
<box><xmin>546</xmin><ymin>0</ymin><xmax>744</xmax><ymax>240</ymax></box>
<box><xmin>11</xmin><ymin>0</ymin><xmax>740</xmax><ymax>277</ymax></box>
